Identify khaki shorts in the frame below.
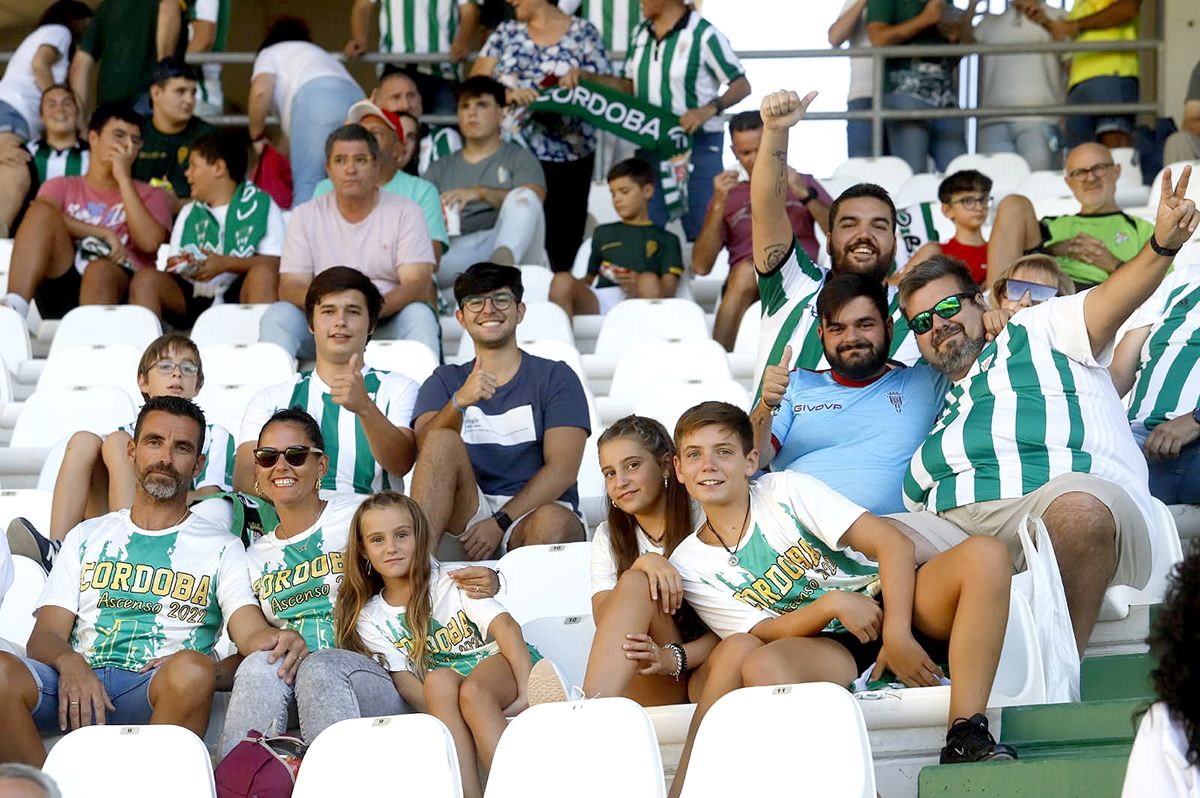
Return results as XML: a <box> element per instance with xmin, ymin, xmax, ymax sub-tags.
<box><xmin>434</xmin><ymin>488</ymin><xmax>583</xmax><ymax>561</ymax></box>
<box><xmin>887</xmin><ymin>473</ymin><xmax>1152</xmax><ymax>590</ymax></box>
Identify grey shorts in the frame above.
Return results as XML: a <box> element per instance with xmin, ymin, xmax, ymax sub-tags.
<box><xmin>887</xmin><ymin>472</ymin><xmax>1152</xmax><ymax>589</ymax></box>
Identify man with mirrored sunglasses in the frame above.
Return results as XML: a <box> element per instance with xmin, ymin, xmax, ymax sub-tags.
<box><xmin>889</xmin><ymin>166</ymin><xmax>1200</xmax><ymax>657</ymax></box>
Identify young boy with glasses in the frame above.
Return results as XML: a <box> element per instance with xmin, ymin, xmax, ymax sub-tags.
<box><xmin>908</xmin><ymin>170</ymin><xmax>994</xmax><ymax>285</ymax></box>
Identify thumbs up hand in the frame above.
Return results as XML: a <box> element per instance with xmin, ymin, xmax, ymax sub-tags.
<box><xmin>760</xmin><ymin>345</ymin><xmax>792</xmax><ymax>411</ymax></box>
<box><xmin>330</xmin><ymin>353</ymin><xmax>372</xmax><ymax>415</ymax></box>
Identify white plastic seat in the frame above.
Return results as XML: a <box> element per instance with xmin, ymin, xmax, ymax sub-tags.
<box><xmin>1150</xmin><ymin>160</ymin><xmax>1200</xmax><ymax>204</ymax></box>
<box><xmin>43</xmin><ymin>724</ymin><xmax>216</xmax><ymax>798</ymax></box>
<box><xmin>494</xmin><ymin>542</ymin><xmax>591</xmax><ymax>625</ymax></box>
<box><xmin>690</xmin><ymin>248</ymin><xmax>730</xmax><ymax>311</ymax></box>
<box><xmin>631</xmin><ymin>379</ymin><xmax>750</xmax><ymax>432</ymax></box>
<box><xmin>11</xmin><ymin>386</ymin><xmax>135</xmax><ymax>447</ymax></box>
<box><xmin>587</xmin><ymin>181</ymin><xmax>620</xmax><ymax>227</ymax></box>
<box><xmin>293</xmin><ymin>714</ymin><xmax>463</xmax><ymax>797</ymax></box>
<box><xmin>681</xmin><ymin>683</ymin><xmax>874</xmax><ymax>798</ymax></box>
<box><xmin>608</xmin><ymin>339</ymin><xmax>731</xmax><ymax>398</ymax></box>
<box><xmin>1110</xmin><ymin>146</ymin><xmax>1150</xmax><ymax>208</ymax></box>
<box><xmin>893</xmin><ymin>173</ymin><xmax>942</xmax><ymax>209</ymax></box>
<box><xmin>38</xmin><ymin>343</ymin><xmax>144</xmax><ymax>403</ymax></box>
<box><xmin>519</xmin><ymin>265</ymin><xmax>554</xmax><ymax>304</ymax></box>
<box><xmin>1016</xmin><ymin>170</ymin><xmax>1071</xmax><ymax>201</ymax></box>
<box><xmin>1096</xmin><ymin>496</ymin><xmax>1186</xmax><ymax>624</ymax></box>
<box><xmin>577</xmin><ymin>429</ymin><xmax>606</xmax><ymax>529</ymax></box>
<box><xmin>944</xmin><ymin>152</ymin><xmax>1032</xmax><ymax>200</ymax></box>
<box><xmin>729</xmin><ymin>300</ymin><xmax>761</xmax><ymax>379</ymax></box>
<box><xmin>0</xmin><ymin>556</ymin><xmax>48</xmax><ymax>649</ymax></box>
<box><xmin>456</xmin><ymin>301</ymin><xmax>575</xmax><ymax>360</ymax></box>
<box><xmin>486</xmin><ymin>697</ymin><xmax>664</xmax><ymax>798</ymax></box>
<box><xmin>189</xmin><ymin>303</ymin><xmax>271</xmax><ymax>347</ymax></box>
<box><xmin>194</xmin><ymin>384</ymin><xmax>268</xmax><ymax>442</ymax></box>
<box><xmin>0</xmin><ymin>488</ymin><xmax>52</xmax><ymax>534</ymax></box>
<box><xmin>0</xmin><ymin>306</ymin><xmax>32</xmax><ymax>378</ymax></box>
<box><xmin>571</xmin><ymin>236</ymin><xmax>592</xmax><ymax>279</ymax></box>
<box><xmin>832</xmin><ymin>156</ymin><xmax>914</xmax><ymax>197</ymax></box>
<box><xmin>593</xmin><ymin>299</ymin><xmax>708</xmax><ymax>357</ymax></box>
<box><xmin>198</xmin><ymin>342</ymin><xmax>296</xmax><ymax>387</ymax></box>
<box><xmin>36</xmin><ymin>438</ymin><xmax>70</xmax><ymax>493</ymax></box>
<box><xmin>0</xmin><ymin>352</ymin><xmax>11</xmax><ymax>404</ymax></box>
<box><xmin>364</xmin><ymin>339</ymin><xmax>439</xmax><ymax>386</ymax></box>
<box><xmin>520</xmin><ymin>614</ymin><xmax>597</xmax><ymax>691</ymax></box>
<box><xmin>47</xmin><ymin>306</ymin><xmax>162</xmax><ymax>358</ymax></box>
<box><xmin>0</xmin><ymin>238</ymin><xmax>13</xmax><ymax>294</ymax></box>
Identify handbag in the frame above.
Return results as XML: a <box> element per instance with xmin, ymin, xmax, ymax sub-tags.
<box><xmin>251</xmin><ymin>144</ymin><xmax>293</xmax><ymax>211</ymax></box>
<box><xmin>215</xmin><ymin>727</ymin><xmax>306</xmax><ymax>798</ymax></box>
<box><xmin>1013</xmin><ymin>514</ymin><xmax>1080</xmax><ymax>703</ymax></box>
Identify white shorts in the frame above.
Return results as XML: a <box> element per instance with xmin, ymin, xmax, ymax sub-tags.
<box><xmin>433</xmin><ymin>488</ymin><xmax>583</xmax><ymax>561</ymax></box>
<box><xmin>593</xmin><ymin>285</ymin><xmax>625</xmax><ymax>315</ymax></box>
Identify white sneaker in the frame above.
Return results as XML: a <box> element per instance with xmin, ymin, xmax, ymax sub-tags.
<box><xmin>527</xmin><ymin>658</ymin><xmax>578</xmax><ymax>706</ymax></box>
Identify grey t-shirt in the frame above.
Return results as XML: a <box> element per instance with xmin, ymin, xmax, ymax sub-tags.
<box><xmin>1188</xmin><ymin>61</ymin><xmax>1200</xmax><ymax>103</ymax></box>
<box><xmin>424</xmin><ymin>142</ymin><xmax>546</xmax><ymax>235</ymax></box>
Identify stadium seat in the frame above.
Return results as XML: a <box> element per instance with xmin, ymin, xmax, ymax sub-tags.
<box><xmin>592</xmin><ymin>299</ymin><xmax>708</xmax><ymax>358</ymax></box>
<box><xmin>36</xmin><ymin>438</ymin><xmax>69</xmax><ymax>493</ymax></box>
<box><xmin>1110</xmin><ymin>146</ymin><xmax>1150</xmax><ymax>208</ymax></box>
<box><xmin>1150</xmin><ymin>160</ymin><xmax>1200</xmax><ymax>204</ymax></box>
<box><xmin>520</xmin><ymin>614</ymin><xmax>596</xmax><ymax>692</ymax></box>
<box><xmin>37</xmin><ymin>344</ymin><xmax>144</xmax><ymax>403</ymax></box>
<box><xmin>1094</xmin><ymin>497</ymin><xmax>1185</xmax><ymax>627</ymax></box>
<box><xmin>729</xmin><ymin>300</ymin><xmax>761</xmax><ymax>379</ymax></box>
<box><xmin>198</xmin><ymin>343</ymin><xmax>296</xmax><ymax>387</ymax></box>
<box><xmin>680</xmin><ymin>683</ymin><xmax>875</xmax><ymax>798</ymax></box>
<box><xmin>47</xmin><ymin>306</ymin><xmax>162</xmax><ymax>358</ymax></box>
<box><xmin>690</xmin><ymin>248</ymin><xmax>729</xmax><ymax>311</ymax></box>
<box><xmin>577</xmin><ymin>429</ymin><xmax>606</xmax><ymax>528</ymax></box>
<box><xmin>0</xmin><ymin>555</ymin><xmax>47</xmax><ymax>650</ymax></box>
<box><xmin>571</xmin><ymin>236</ymin><xmax>592</xmax><ymax>280</ymax></box>
<box><xmin>944</xmin><ymin>152</ymin><xmax>1031</xmax><ymax>200</ymax></box>
<box><xmin>194</xmin><ymin>384</ymin><xmax>267</xmax><ymax>441</ymax></box>
<box><xmin>494</xmin><ymin>542</ymin><xmax>591</xmax><ymax>625</ymax></box>
<box><xmin>486</xmin><ymin>697</ymin><xmax>664</xmax><ymax>798</ymax></box>
<box><xmin>0</xmin><ymin>488</ymin><xmax>51</xmax><ymax>534</ymax></box>
<box><xmin>189</xmin><ymin>303</ymin><xmax>271</xmax><ymax>347</ymax></box>
<box><xmin>364</xmin><ymin>339</ymin><xmax>440</xmax><ymax>385</ymax></box>
<box><xmin>456</xmin><ymin>301</ymin><xmax>575</xmax><ymax>361</ymax></box>
<box><xmin>0</xmin><ymin>306</ymin><xmax>32</xmax><ymax>379</ymax></box>
<box><xmin>0</xmin><ymin>353</ymin><xmax>11</xmax><ymax>405</ymax></box>
<box><xmin>43</xmin><ymin>724</ymin><xmax>217</xmax><ymax>798</ymax></box>
<box><xmin>832</xmin><ymin>156</ymin><xmax>914</xmax><ymax>197</ymax></box>
<box><xmin>596</xmin><ymin>339</ymin><xmax>732</xmax><ymax>422</ymax></box>
<box><xmin>11</xmin><ymin>386</ymin><xmax>136</xmax><ymax>448</ymax></box>
<box><xmin>520</xmin><ymin>265</ymin><xmax>554</xmax><ymax>304</ymax></box>
<box><xmin>0</xmin><ymin>238</ymin><xmax>12</xmax><ymax>294</ymax></box>
<box><xmin>893</xmin><ymin>173</ymin><xmax>942</xmax><ymax>209</ymax></box>
<box><xmin>587</xmin><ymin>181</ymin><xmax>620</xmax><ymax>227</ymax></box>
<box><xmin>293</xmin><ymin>715</ymin><xmax>463</xmax><ymax>797</ymax></box>
<box><xmin>631</xmin><ymin>379</ymin><xmax>751</xmax><ymax>432</ymax></box>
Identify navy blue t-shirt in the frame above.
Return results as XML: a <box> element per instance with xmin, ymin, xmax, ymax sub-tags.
<box><xmin>413</xmin><ymin>352</ymin><xmax>591</xmax><ymax>508</ymax></box>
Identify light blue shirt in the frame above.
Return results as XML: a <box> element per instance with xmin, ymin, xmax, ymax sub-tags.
<box><xmin>770</xmin><ymin>364</ymin><xmax>949</xmax><ymax>515</ymax></box>
<box><xmin>312</xmin><ymin>170</ymin><xmax>449</xmax><ymax>248</ymax></box>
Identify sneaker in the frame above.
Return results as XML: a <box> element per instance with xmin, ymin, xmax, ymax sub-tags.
<box><xmin>6</xmin><ymin>517</ymin><xmax>58</xmax><ymax>573</ymax></box>
<box><xmin>489</xmin><ymin>245</ymin><xmax>515</xmax><ymax>266</ymax></box>
<box><xmin>527</xmin><ymin>659</ymin><xmax>576</xmax><ymax>706</ymax></box>
<box><xmin>939</xmin><ymin>714</ymin><xmax>1018</xmax><ymax>764</ymax></box>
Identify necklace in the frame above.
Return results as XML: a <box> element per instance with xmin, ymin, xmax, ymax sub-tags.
<box><xmin>704</xmin><ymin>498</ymin><xmax>751</xmax><ymax>568</ymax></box>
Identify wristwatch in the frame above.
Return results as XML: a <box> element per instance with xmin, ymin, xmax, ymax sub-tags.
<box><xmin>492</xmin><ymin>509</ymin><xmax>513</xmax><ymax>532</ymax></box>
<box><xmin>1191</xmin><ymin>406</ymin><xmax>1200</xmax><ymax>426</ymax></box>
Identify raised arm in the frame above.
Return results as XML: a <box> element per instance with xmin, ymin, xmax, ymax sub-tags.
<box><xmin>752</xmin><ymin>90</ymin><xmax>818</xmax><ymax>274</ymax></box>
<box><xmin>156</xmin><ymin>0</ymin><xmax>182</xmax><ymax>60</ymax></box>
<box><xmin>829</xmin><ymin>0</ymin><xmax>869</xmax><ymax>46</ymax></box>
<box><xmin>867</xmin><ymin>0</ymin><xmax>943</xmax><ymax>45</ymax></box>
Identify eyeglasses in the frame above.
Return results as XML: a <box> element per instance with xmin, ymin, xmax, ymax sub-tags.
<box><xmin>460</xmin><ymin>291</ymin><xmax>515</xmax><ymax>313</ymax></box>
<box><xmin>253</xmin><ymin>446</ymin><xmax>324</xmax><ymax>468</ymax></box>
<box><xmin>908</xmin><ymin>292</ymin><xmax>977</xmax><ymax>335</ymax></box>
<box><xmin>151</xmin><ymin>360</ymin><xmax>199</xmax><ymax>376</ymax></box>
<box><xmin>999</xmin><ymin>277</ymin><xmax>1059</xmax><ymax>305</ymax></box>
<box><xmin>947</xmin><ymin>194</ymin><xmax>993</xmax><ymax>210</ymax></box>
<box><xmin>1065</xmin><ymin>163</ymin><xmax>1115</xmax><ymax>182</ymax></box>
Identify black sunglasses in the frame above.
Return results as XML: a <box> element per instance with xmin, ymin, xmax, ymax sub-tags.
<box><xmin>253</xmin><ymin>446</ymin><xmax>324</xmax><ymax>468</ymax></box>
<box><xmin>908</xmin><ymin>292</ymin><xmax>977</xmax><ymax>335</ymax></box>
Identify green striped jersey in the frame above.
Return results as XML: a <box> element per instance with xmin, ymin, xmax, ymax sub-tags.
<box><xmin>571</xmin><ymin>0</ymin><xmax>643</xmax><ymax>55</ymax></box>
<box><xmin>240</xmin><ymin>367</ymin><xmax>419</xmax><ymax>495</ymax></box>
<box><xmin>375</xmin><ymin>0</ymin><xmax>479</xmax><ymax>80</ymax></box>
<box><xmin>1127</xmin><ymin>275</ymin><xmax>1200</xmax><ymax>442</ymax></box>
<box><xmin>418</xmin><ymin>125</ymin><xmax>463</xmax><ymax>176</ymax></box>
<box><xmin>623</xmin><ymin>11</ymin><xmax>744</xmax><ymax>134</ymax></box>
<box><xmin>38</xmin><ymin>509</ymin><xmax>257</xmax><ymax>669</ymax></box>
<box><xmin>753</xmin><ymin>239</ymin><xmax>920</xmax><ymax>402</ymax></box>
<box><xmin>248</xmin><ymin>495</ymin><xmax>364</xmax><ymax>651</ymax></box>
<box><xmin>25</xmin><ymin>140</ymin><xmax>88</xmax><ymax>191</ymax></box>
<box><xmin>119</xmin><ymin>421</ymin><xmax>234</xmax><ymax>492</ymax></box>
<box><xmin>903</xmin><ymin>291</ymin><xmax>1152</xmax><ymax>523</ymax></box>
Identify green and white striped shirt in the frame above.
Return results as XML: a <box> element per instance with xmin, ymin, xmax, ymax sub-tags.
<box><xmin>26</xmin><ymin>140</ymin><xmax>87</xmax><ymax>192</ymax></box>
<box><xmin>754</xmin><ymin>239</ymin><xmax>920</xmax><ymax>401</ymax></box>
<box><xmin>1127</xmin><ymin>275</ymin><xmax>1200</xmax><ymax>443</ymax></box>
<box><xmin>623</xmin><ymin>11</ymin><xmax>744</xmax><ymax>134</ymax></box>
<box><xmin>562</xmin><ymin>0</ymin><xmax>643</xmax><ymax>56</ymax></box>
<box><xmin>903</xmin><ymin>291</ymin><xmax>1152</xmax><ymax>524</ymax></box>
<box><xmin>240</xmin><ymin>367</ymin><xmax>420</xmax><ymax>495</ymax></box>
<box><xmin>374</xmin><ymin>0</ymin><xmax>479</xmax><ymax>81</ymax></box>
<box><xmin>418</xmin><ymin>125</ymin><xmax>463</xmax><ymax>176</ymax></box>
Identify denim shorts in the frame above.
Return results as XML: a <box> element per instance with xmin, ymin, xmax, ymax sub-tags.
<box><xmin>21</xmin><ymin>657</ymin><xmax>159</xmax><ymax>732</ymax></box>
<box><xmin>0</xmin><ymin>100</ymin><xmax>31</xmax><ymax>140</ymax></box>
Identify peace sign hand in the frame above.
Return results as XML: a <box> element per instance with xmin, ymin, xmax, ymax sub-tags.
<box><xmin>1153</xmin><ymin>165</ymin><xmax>1200</xmax><ymax>253</ymax></box>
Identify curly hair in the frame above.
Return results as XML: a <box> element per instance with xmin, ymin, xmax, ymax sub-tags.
<box><xmin>1148</xmin><ymin>540</ymin><xmax>1200</xmax><ymax>765</ymax></box>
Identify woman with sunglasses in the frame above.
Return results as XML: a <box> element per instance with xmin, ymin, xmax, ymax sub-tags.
<box><xmin>990</xmin><ymin>254</ymin><xmax>1074</xmax><ymax>313</ymax></box>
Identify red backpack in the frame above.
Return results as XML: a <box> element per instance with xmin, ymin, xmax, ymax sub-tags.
<box><xmin>215</xmin><ymin>728</ymin><xmax>306</xmax><ymax>798</ymax></box>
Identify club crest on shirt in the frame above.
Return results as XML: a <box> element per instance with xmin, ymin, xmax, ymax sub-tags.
<box><xmin>1115</xmin><ymin>231</ymin><xmax>1129</xmax><ymax>246</ymax></box>
<box><xmin>887</xmin><ymin>391</ymin><xmax>904</xmax><ymax>414</ymax></box>
<box><xmin>645</xmin><ymin>239</ymin><xmax>658</xmax><ymax>258</ymax></box>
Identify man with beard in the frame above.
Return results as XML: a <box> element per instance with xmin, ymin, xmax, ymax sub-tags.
<box><xmin>889</xmin><ymin>159</ymin><xmax>1199</xmax><ymax>656</ymax></box>
<box><xmin>751</xmin><ymin>272</ymin><xmax>949</xmax><ymax>515</ymax></box>
<box><xmin>750</xmin><ymin>91</ymin><xmax>918</xmax><ymax>403</ymax></box>
<box><xmin>0</xmin><ymin>396</ymin><xmax>306</xmax><ymax>766</ymax></box>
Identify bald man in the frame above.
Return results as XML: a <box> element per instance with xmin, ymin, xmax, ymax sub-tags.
<box><xmin>986</xmin><ymin>142</ymin><xmax>1153</xmax><ymax>290</ymax></box>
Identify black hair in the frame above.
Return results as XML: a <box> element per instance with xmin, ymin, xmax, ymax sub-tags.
<box><xmin>829</xmin><ymin>183</ymin><xmax>897</xmax><ymax>230</ymax></box>
<box><xmin>938</xmin><ymin>169</ymin><xmax>993</xmax><ymax>204</ymax></box>
<box><xmin>189</xmin><ymin>129</ymin><xmax>249</xmax><ymax>183</ymax></box>
<box><xmin>728</xmin><ymin>110</ymin><xmax>762</xmax><ymax>134</ymax></box>
<box><xmin>607</xmin><ymin>157</ymin><xmax>655</xmax><ymax>187</ymax></box>
<box><xmin>897</xmin><ymin>254</ymin><xmax>980</xmax><ymax>313</ymax></box>
<box><xmin>1148</xmin><ymin>542</ymin><xmax>1200</xmax><ymax>766</ymax></box>
<box><xmin>259</xmin><ymin>16</ymin><xmax>311</xmax><ymax>51</ymax></box>
<box><xmin>453</xmin><ymin>263</ymin><xmax>524</xmax><ymax>307</ymax></box>
<box><xmin>455</xmin><ymin>75</ymin><xmax>507</xmax><ymax>108</ymax></box>
<box><xmin>324</xmin><ymin>124</ymin><xmax>380</xmax><ymax>163</ymax></box>
<box><xmin>88</xmin><ymin>102</ymin><xmax>142</xmax><ymax>135</ymax></box>
<box><xmin>259</xmin><ymin>407</ymin><xmax>325</xmax><ymax>450</ymax></box>
<box><xmin>379</xmin><ymin>64</ymin><xmax>417</xmax><ymax>85</ymax></box>
<box><xmin>816</xmin><ymin>271</ymin><xmax>889</xmax><ymax>327</ymax></box>
<box><xmin>37</xmin><ymin>0</ymin><xmax>92</xmax><ymax>37</ymax></box>
<box><xmin>304</xmin><ymin>266</ymin><xmax>384</xmax><ymax>330</ymax></box>
<box><xmin>151</xmin><ymin>57</ymin><xmax>199</xmax><ymax>88</ymax></box>
<box><xmin>133</xmin><ymin>395</ymin><xmax>206</xmax><ymax>450</ymax></box>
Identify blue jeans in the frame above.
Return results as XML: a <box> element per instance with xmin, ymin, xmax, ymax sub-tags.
<box><xmin>642</xmin><ymin>129</ymin><xmax>724</xmax><ymax>241</ymax></box>
<box><xmin>884</xmin><ymin>92</ymin><xmax>966</xmax><ymax>173</ymax></box>
<box><xmin>978</xmin><ymin>120</ymin><xmax>1061</xmax><ymax>172</ymax></box>
<box><xmin>259</xmin><ymin>299</ymin><xmax>441</xmax><ymax>361</ymax></box>
<box><xmin>1146</xmin><ymin>440</ymin><xmax>1200</xmax><ymax>505</ymax></box>
<box><xmin>1064</xmin><ymin>75</ymin><xmax>1138</xmax><ymax>148</ymax></box>
<box><xmin>288</xmin><ymin>77</ymin><xmax>366</xmax><ymax>205</ymax></box>
<box><xmin>847</xmin><ymin>97</ymin><xmax>874</xmax><ymax>158</ymax></box>
<box><xmin>21</xmin><ymin>657</ymin><xmax>158</xmax><ymax>732</ymax></box>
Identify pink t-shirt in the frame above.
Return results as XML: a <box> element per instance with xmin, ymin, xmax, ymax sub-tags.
<box><xmin>37</xmin><ymin>176</ymin><xmax>173</xmax><ymax>271</ymax></box>
<box><xmin>280</xmin><ymin>191</ymin><xmax>435</xmax><ymax>294</ymax></box>
<box><xmin>719</xmin><ymin>176</ymin><xmax>833</xmax><ymax>267</ymax></box>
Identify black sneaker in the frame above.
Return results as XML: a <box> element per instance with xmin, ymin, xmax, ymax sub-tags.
<box><xmin>939</xmin><ymin>714</ymin><xmax>1018</xmax><ymax>764</ymax></box>
<box><xmin>6</xmin><ymin>517</ymin><xmax>58</xmax><ymax>573</ymax></box>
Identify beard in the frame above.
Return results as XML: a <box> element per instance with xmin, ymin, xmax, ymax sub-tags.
<box><xmin>929</xmin><ymin>322</ymin><xmax>985</xmax><ymax>378</ymax></box>
<box><xmin>826</xmin><ymin>336</ymin><xmax>890</xmax><ymax>380</ymax></box>
<box><xmin>139</xmin><ymin>466</ymin><xmax>187</xmax><ymax>501</ymax></box>
<box><xmin>830</xmin><ymin>236</ymin><xmax>896</xmax><ymax>284</ymax></box>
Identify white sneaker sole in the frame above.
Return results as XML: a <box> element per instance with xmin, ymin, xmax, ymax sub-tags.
<box><xmin>527</xmin><ymin>659</ymin><xmax>570</xmax><ymax>706</ymax></box>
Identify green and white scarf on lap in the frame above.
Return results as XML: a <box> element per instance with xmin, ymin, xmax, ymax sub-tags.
<box><xmin>178</xmin><ymin>181</ymin><xmax>272</xmax><ymax>259</ymax></box>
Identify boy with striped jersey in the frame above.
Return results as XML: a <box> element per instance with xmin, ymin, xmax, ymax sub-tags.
<box><xmin>665</xmin><ymin>401</ymin><xmax>1015</xmax><ymax>798</ymax></box>
<box><xmin>0</xmin><ymin>397</ymin><xmax>305</xmax><ymax>767</ymax></box>
<box><xmin>892</xmin><ymin>165</ymin><xmax>1199</xmax><ymax>655</ymax></box>
<box><xmin>236</xmin><ymin>268</ymin><xmax>419</xmax><ymax>498</ymax></box>
<box><xmin>749</xmin><ymin>91</ymin><xmax>921</xmax><ymax>403</ymax></box>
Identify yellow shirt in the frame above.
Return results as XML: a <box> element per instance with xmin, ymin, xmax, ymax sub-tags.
<box><xmin>1067</xmin><ymin>0</ymin><xmax>1139</xmax><ymax>88</ymax></box>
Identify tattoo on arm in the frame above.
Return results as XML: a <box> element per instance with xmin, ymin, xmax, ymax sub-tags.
<box><xmin>772</xmin><ymin>150</ymin><xmax>787</xmax><ymax>198</ymax></box>
<box><xmin>763</xmin><ymin>244</ymin><xmax>788</xmax><ymax>270</ymax></box>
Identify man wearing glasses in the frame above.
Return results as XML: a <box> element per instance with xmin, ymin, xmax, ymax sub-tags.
<box><xmin>410</xmin><ymin>263</ymin><xmax>590</xmax><ymax>561</ymax></box>
<box><xmin>987</xmin><ymin>142</ymin><xmax>1153</xmax><ymax>291</ymax></box>
<box><xmin>889</xmin><ymin>164</ymin><xmax>1199</xmax><ymax>656</ymax></box>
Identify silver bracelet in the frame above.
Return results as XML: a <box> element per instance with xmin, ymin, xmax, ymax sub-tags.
<box><xmin>664</xmin><ymin>642</ymin><xmax>686</xmax><ymax>681</ymax></box>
